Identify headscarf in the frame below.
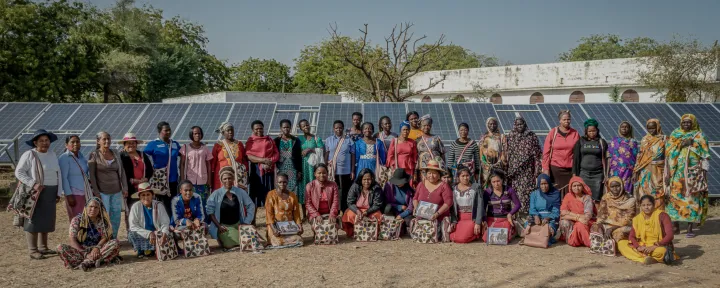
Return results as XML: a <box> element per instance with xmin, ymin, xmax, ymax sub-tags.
<box><xmin>567</xmin><ymin>176</ymin><xmax>591</xmax><ymax>196</ymax></box>
<box><xmin>645</xmin><ymin>118</ymin><xmax>663</xmax><ymax>136</ymax></box>
<box><xmin>485</xmin><ymin>117</ymin><xmax>499</xmax><ymax>134</ymax></box>
<box><xmin>506</xmin><ymin>116</ymin><xmax>540</xmax><ymax>181</ymax></box>
<box><xmin>583</xmin><ymin>118</ymin><xmax>599</xmax><ymax>129</ymax></box>
<box><xmin>399</xmin><ymin>120</ymin><xmax>411</xmax><ymax>131</ymax></box>
<box><xmin>536</xmin><ymin>173</ymin><xmax>560</xmax><ymax>205</ymax></box>
<box><xmin>76</xmin><ymin>197</ymin><xmax>113</xmax><ymax>244</ymax></box>
<box><xmin>216</xmin><ymin>122</ymin><xmax>234</xmax><ymax>134</ymax></box>
<box><xmin>634</xmin><ymin>118</ymin><xmax>665</xmax><ymax>179</ymax></box>
<box><xmin>561</xmin><ymin>176</ymin><xmax>594</xmax><ymax>215</ymax></box>
<box><xmin>617</xmin><ymin>121</ymin><xmax>635</xmax><ymax>139</ymax></box>
<box><xmin>597</xmin><ymin>176</ymin><xmax>636</xmax><ymax>226</ymax></box>
<box><xmin>510</xmin><ymin>116</ymin><xmax>528</xmax><ymax>135</ymax></box>
<box><xmin>680</xmin><ymin>114</ymin><xmax>701</xmax><ymax>132</ymax></box>
<box><xmin>420</xmin><ymin>114</ymin><xmax>432</xmax><ymax>122</ymax></box>
<box><xmin>218</xmin><ymin>166</ymin><xmax>236</xmax><ymax>185</ymax></box>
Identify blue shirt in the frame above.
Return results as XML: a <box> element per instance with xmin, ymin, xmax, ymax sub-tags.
<box><xmin>58</xmin><ymin>151</ymin><xmax>89</xmax><ymax>196</ymax></box>
<box><xmin>142</xmin><ymin>205</ymin><xmax>155</xmax><ymax>231</ymax></box>
<box><xmin>143</xmin><ymin>139</ymin><xmax>181</xmax><ymax>183</ymax></box>
<box><xmin>324</xmin><ymin>135</ymin><xmax>354</xmax><ymax>176</ymax></box>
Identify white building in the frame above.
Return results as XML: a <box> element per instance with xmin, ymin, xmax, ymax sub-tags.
<box><xmin>400</xmin><ymin>57</ymin><xmax>720</xmax><ymax>104</ymax></box>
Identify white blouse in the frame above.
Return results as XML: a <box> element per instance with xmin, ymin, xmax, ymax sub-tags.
<box><xmin>15</xmin><ymin>149</ymin><xmax>62</xmax><ymax>196</ymax></box>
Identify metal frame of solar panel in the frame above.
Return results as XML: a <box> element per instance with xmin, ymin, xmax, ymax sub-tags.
<box><xmin>493</xmin><ymin>105</ymin><xmax>516</xmax><ymax>133</ymax></box>
<box><xmin>406</xmin><ymin>103</ymin><xmax>458</xmax><ymax>141</ymax></box>
<box><xmin>173</xmin><ymin>103</ymin><xmax>233</xmax><ymax>142</ymax></box>
<box><xmin>623</xmin><ymin>103</ymin><xmax>680</xmax><ymax>137</ymax></box>
<box><xmin>0</xmin><ymin>103</ymin><xmax>49</xmax><ymax>141</ymax></box>
<box><xmin>80</xmin><ymin>104</ymin><xmax>148</xmax><ymax>139</ymax></box>
<box><xmin>708</xmin><ymin>147</ymin><xmax>720</xmax><ymax>197</ymax></box>
<box><xmin>537</xmin><ymin>103</ymin><xmax>589</xmax><ymax>130</ymax></box>
<box><xmin>0</xmin><ymin>133</ymin><xmax>72</xmax><ymax>163</ymax></box>
<box><xmin>512</xmin><ymin>105</ymin><xmax>551</xmax><ymax>132</ymax></box>
<box><xmin>316</xmin><ymin>103</ymin><xmax>363</xmax><ymax>139</ymax></box>
<box><xmin>668</xmin><ymin>103</ymin><xmax>720</xmax><ymax>142</ymax></box>
<box><xmin>225</xmin><ymin>103</ymin><xmax>277</xmax><ymax>141</ymax></box>
<box><xmin>362</xmin><ymin>103</ymin><xmax>408</xmax><ymax>136</ymax></box>
<box><xmin>580</xmin><ymin>103</ymin><xmax>645</xmax><ymax>140</ymax></box>
<box><xmin>450</xmin><ymin>103</ymin><xmax>498</xmax><ymax>138</ymax></box>
<box><xmin>132</xmin><ymin>104</ymin><xmax>191</xmax><ymax>140</ymax></box>
<box><xmin>27</xmin><ymin>104</ymin><xmax>81</xmax><ymax>131</ymax></box>
<box><xmin>270</xmin><ymin>104</ymin><xmax>301</xmax><ymax>135</ymax></box>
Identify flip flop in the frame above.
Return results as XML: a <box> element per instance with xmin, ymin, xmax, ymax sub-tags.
<box><xmin>686</xmin><ymin>232</ymin><xmax>696</xmax><ymax>238</ymax></box>
<box><xmin>39</xmin><ymin>249</ymin><xmax>58</xmax><ymax>255</ymax></box>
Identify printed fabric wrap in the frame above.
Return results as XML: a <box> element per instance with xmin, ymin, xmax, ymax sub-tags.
<box><xmin>175</xmin><ymin>226</ymin><xmax>210</xmax><ymax>258</ymax></box>
<box><xmin>8</xmin><ymin>150</ymin><xmax>43</xmax><ymax>225</ymax></box>
<box><xmin>353</xmin><ymin>217</ymin><xmax>380</xmax><ymax>242</ymax></box>
<box><xmin>239</xmin><ymin>224</ymin><xmax>265</xmax><ymax>251</ymax></box>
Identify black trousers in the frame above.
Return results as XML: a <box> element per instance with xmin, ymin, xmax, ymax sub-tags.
<box><xmin>156</xmin><ymin>181</ymin><xmax>178</xmax><ymax>216</ymax></box>
<box><xmin>334</xmin><ymin>174</ymin><xmax>352</xmax><ymax>212</ymax></box>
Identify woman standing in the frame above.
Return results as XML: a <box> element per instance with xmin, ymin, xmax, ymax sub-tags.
<box><xmin>543</xmin><ymin>110</ymin><xmax>580</xmax><ymax>195</ymax></box>
<box><xmin>342</xmin><ymin>169</ymin><xmax>385</xmax><ymax>238</ymax></box>
<box><xmin>298</xmin><ymin>119</ymin><xmax>324</xmax><ymax>205</ymax></box>
<box><xmin>246</xmin><ymin>120</ymin><xmax>279</xmax><ymax>207</ymax></box>
<box><xmin>143</xmin><ymin>121</ymin><xmax>181</xmax><ymax>214</ymax></box>
<box><xmin>478</xmin><ymin>117</ymin><xmax>506</xmax><ymax>189</ymax></box>
<box><xmin>89</xmin><ymin>131</ymin><xmax>127</xmax><ymax>239</ymax></box>
<box><xmin>447</xmin><ymin>123</ymin><xmax>480</xmax><ymax>182</ymax></box>
<box><xmin>13</xmin><ymin>129</ymin><xmax>62</xmax><ymax>260</ymax></box>
<box><xmin>58</xmin><ymin>135</ymin><xmax>91</xmax><ymax>220</ymax></box>
<box><xmin>386</xmin><ymin>121</ymin><xmax>418</xmax><ymax>187</ymax></box>
<box><xmin>375</xmin><ymin>116</ymin><xmax>398</xmax><ymax>149</ymax></box>
<box><xmin>505</xmin><ymin>116</ymin><xmax>542</xmax><ymax>214</ymax></box>
<box><xmin>416</xmin><ymin>117</ymin><xmax>445</xmax><ymax>180</ymax></box>
<box><xmin>665</xmin><ymin>114</ymin><xmax>710</xmax><ymax>237</ymax></box>
<box><xmin>607</xmin><ymin>121</ymin><xmax>639</xmax><ymax>194</ymax></box>
<box><xmin>354</xmin><ymin>122</ymin><xmax>387</xmax><ymax>177</ymax></box>
<box><xmin>482</xmin><ymin>170</ymin><xmax>521</xmax><ymax>244</ymax></box>
<box><xmin>211</xmin><ymin>122</ymin><xmax>247</xmax><ymax>191</ymax></box>
<box><xmin>119</xmin><ymin>133</ymin><xmax>153</xmax><ymax>233</ymax></box>
<box><xmin>558</xmin><ymin>176</ymin><xmax>595</xmax><ymax>247</ymax></box>
<box><xmin>448</xmin><ymin>167</ymin><xmax>484</xmax><ymax>243</ymax></box>
<box><xmin>526</xmin><ymin>174</ymin><xmax>561</xmax><ymax>246</ymax></box>
<box><xmin>274</xmin><ymin>119</ymin><xmax>302</xmax><ymax>194</ymax></box>
<box><xmin>180</xmin><ymin>126</ymin><xmax>213</xmax><ymax>209</ymax></box>
<box><xmin>633</xmin><ymin>119</ymin><xmax>666</xmax><ymax>209</ymax></box>
<box><xmin>572</xmin><ymin>119</ymin><xmax>608</xmax><ymax>202</ymax></box>
<box><xmin>406</xmin><ymin>111</ymin><xmax>422</xmax><ymax>140</ymax></box>
<box><xmin>56</xmin><ymin>197</ymin><xmax>120</xmax><ymax>271</ymax></box>
<box><xmin>207</xmin><ymin>168</ymin><xmax>256</xmax><ymax>250</ymax></box>
<box><xmin>324</xmin><ymin>120</ymin><xmax>355</xmax><ymax>212</ymax></box>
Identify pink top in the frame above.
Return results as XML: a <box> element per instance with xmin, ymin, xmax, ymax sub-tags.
<box><xmin>356</xmin><ymin>193</ymin><xmax>369</xmax><ymax>210</ymax></box>
<box><xmin>180</xmin><ymin>144</ymin><xmax>213</xmax><ymax>185</ymax></box>
<box><xmin>542</xmin><ymin>127</ymin><xmax>580</xmax><ymax>171</ymax></box>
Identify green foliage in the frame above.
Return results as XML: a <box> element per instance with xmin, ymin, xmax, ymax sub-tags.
<box><xmin>230</xmin><ymin>58</ymin><xmax>293</xmax><ymax>93</ymax></box>
<box><xmin>442</xmin><ymin>94</ymin><xmax>468</xmax><ymax>102</ymax></box>
<box><xmin>608</xmin><ymin>85</ymin><xmax>623</xmax><ymax>102</ymax></box>
<box><xmin>417</xmin><ymin>44</ymin><xmax>500</xmax><ymax>71</ymax></box>
<box><xmin>558</xmin><ymin>34</ymin><xmax>659</xmax><ymax>62</ymax></box>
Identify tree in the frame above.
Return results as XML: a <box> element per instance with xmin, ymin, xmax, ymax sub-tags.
<box><xmin>442</xmin><ymin>94</ymin><xmax>468</xmax><ymax>102</ymax></box>
<box><xmin>638</xmin><ymin>38</ymin><xmax>720</xmax><ymax>102</ymax></box>
<box><xmin>558</xmin><ymin>34</ymin><xmax>659</xmax><ymax>62</ymax></box>
<box><xmin>229</xmin><ymin>58</ymin><xmax>293</xmax><ymax>92</ymax></box>
<box><xmin>328</xmin><ymin>23</ymin><xmax>451</xmax><ymax>102</ymax></box>
<box><xmin>416</xmin><ymin>44</ymin><xmax>500</xmax><ymax>71</ymax></box>
<box><xmin>608</xmin><ymin>85</ymin><xmax>623</xmax><ymax>102</ymax></box>
<box><xmin>292</xmin><ymin>38</ymin><xmax>364</xmax><ymax>95</ymax></box>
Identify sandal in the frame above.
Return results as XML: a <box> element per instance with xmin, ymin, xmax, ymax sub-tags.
<box><xmin>686</xmin><ymin>232</ymin><xmax>696</xmax><ymax>238</ymax></box>
<box><xmin>39</xmin><ymin>249</ymin><xmax>57</xmax><ymax>255</ymax></box>
<box><xmin>29</xmin><ymin>252</ymin><xmax>46</xmax><ymax>260</ymax></box>
<box><xmin>81</xmin><ymin>262</ymin><xmax>91</xmax><ymax>272</ymax></box>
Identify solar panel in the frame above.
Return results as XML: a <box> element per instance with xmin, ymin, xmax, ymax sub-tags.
<box><xmin>81</xmin><ymin>104</ymin><xmax>148</xmax><ymax>139</ymax></box>
<box><xmin>537</xmin><ymin>103</ymin><xmax>588</xmax><ymax>131</ymax></box>
<box><xmin>174</xmin><ymin>103</ymin><xmax>232</xmax><ymax>143</ymax></box>
<box><xmin>0</xmin><ymin>103</ymin><xmax>49</xmax><ymax>140</ymax></box>
<box><xmin>537</xmin><ymin>135</ymin><xmax>546</xmax><ymax>150</ymax></box>
<box><xmin>581</xmin><ymin>104</ymin><xmax>643</xmax><ymax>140</ymax></box>
<box><xmin>269</xmin><ymin>104</ymin><xmax>301</xmax><ymax>134</ymax></box>
<box><xmin>225</xmin><ymin>103</ymin><xmax>277</xmax><ymax>141</ymax></box>
<box><xmin>29</xmin><ymin>104</ymin><xmax>81</xmax><ymax>131</ymax></box>
<box><xmin>132</xmin><ymin>104</ymin><xmax>190</xmax><ymax>140</ymax></box>
<box><xmin>60</xmin><ymin>104</ymin><xmax>106</xmax><ymax>131</ymax></box>
<box><xmin>362</xmin><ymin>103</ymin><xmax>407</xmax><ymax>135</ymax></box>
<box><xmin>623</xmin><ymin>103</ymin><xmax>679</xmax><ymax>136</ymax></box>
<box><xmin>316</xmin><ymin>103</ymin><xmax>363</xmax><ymax>139</ymax></box>
<box><xmin>493</xmin><ymin>105</ymin><xmax>516</xmax><ymax>133</ymax></box>
<box><xmin>451</xmin><ymin>103</ymin><xmax>498</xmax><ymax>138</ymax></box>
<box><xmin>406</xmin><ymin>103</ymin><xmax>457</xmax><ymax>141</ymax></box>
<box><xmin>513</xmin><ymin>105</ymin><xmax>551</xmax><ymax>132</ymax></box>
<box><xmin>668</xmin><ymin>104</ymin><xmax>720</xmax><ymax>142</ymax></box>
<box><xmin>708</xmin><ymin>147</ymin><xmax>720</xmax><ymax>196</ymax></box>
<box><xmin>0</xmin><ymin>133</ymin><xmax>72</xmax><ymax>163</ymax></box>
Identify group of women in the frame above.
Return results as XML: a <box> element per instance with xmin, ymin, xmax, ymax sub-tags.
<box><xmin>8</xmin><ymin>109</ymin><xmax>709</xmax><ymax>270</ymax></box>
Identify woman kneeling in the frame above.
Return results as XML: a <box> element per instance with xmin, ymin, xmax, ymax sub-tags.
<box><xmin>207</xmin><ymin>167</ymin><xmax>256</xmax><ymax>251</ymax></box>
<box><xmin>305</xmin><ymin>164</ymin><xmax>341</xmax><ymax>243</ymax></box>
<box><xmin>618</xmin><ymin>195</ymin><xmax>678</xmax><ymax>264</ymax></box>
<box><xmin>592</xmin><ymin>177</ymin><xmax>636</xmax><ymax>253</ymax></box>
<box><xmin>265</xmin><ymin>173</ymin><xmax>304</xmax><ymax>248</ymax></box>
<box><xmin>128</xmin><ymin>183</ymin><xmax>171</xmax><ymax>259</ymax></box>
<box><xmin>448</xmin><ymin>167</ymin><xmax>484</xmax><ymax>243</ymax></box>
<box><xmin>342</xmin><ymin>169</ymin><xmax>384</xmax><ymax>238</ymax></box>
<box><xmin>525</xmin><ymin>174</ymin><xmax>561</xmax><ymax>246</ymax></box>
<box><xmin>57</xmin><ymin>197</ymin><xmax>120</xmax><ymax>271</ymax></box>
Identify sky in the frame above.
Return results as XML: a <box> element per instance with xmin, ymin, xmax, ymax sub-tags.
<box><xmin>86</xmin><ymin>0</ymin><xmax>720</xmax><ymax>67</ymax></box>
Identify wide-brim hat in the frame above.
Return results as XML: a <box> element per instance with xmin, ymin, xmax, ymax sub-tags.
<box><xmin>117</xmin><ymin>132</ymin><xmax>144</xmax><ymax>145</ymax></box>
<box><xmin>420</xmin><ymin>160</ymin><xmax>445</xmax><ymax>173</ymax></box>
<box><xmin>26</xmin><ymin>129</ymin><xmax>58</xmax><ymax>147</ymax></box>
<box><xmin>389</xmin><ymin>169</ymin><xmax>410</xmax><ymax>186</ymax></box>
<box><xmin>131</xmin><ymin>182</ymin><xmax>161</xmax><ymax>199</ymax></box>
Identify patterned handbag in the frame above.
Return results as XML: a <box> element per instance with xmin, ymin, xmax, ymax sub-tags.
<box><xmin>149</xmin><ymin>142</ymin><xmax>173</xmax><ymax>196</ymax></box>
<box><xmin>155</xmin><ymin>231</ymin><xmax>178</xmax><ymax>261</ymax></box>
<box><xmin>176</xmin><ymin>226</ymin><xmax>210</xmax><ymax>258</ymax></box>
<box><xmin>376</xmin><ymin>139</ymin><xmax>394</xmax><ymax>187</ymax></box>
<box><xmin>353</xmin><ymin>217</ymin><xmax>379</xmax><ymax>242</ymax></box>
<box><xmin>589</xmin><ymin>223</ymin><xmax>616</xmax><ymax>256</ymax></box>
<box><xmin>238</xmin><ymin>225</ymin><xmax>265</xmax><ymax>252</ymax></box>
<box><xmin>410</xmin><ymin>218</ymin><xmax>439</xmax><ymax>244</ymax></box>
<box><xmin>379</xmin><ymin>216</ymin><xmax>403</xmax><ymax>241</ymax></box>
<box><xmin>8</xmin><ymin>151</ymin><xmax>43</xmax><ymax>227</ymax></box>
<box><xmin>312</xmin><ymin>215</ymin><xmax>339</xmax><ymax>245</ymax></box>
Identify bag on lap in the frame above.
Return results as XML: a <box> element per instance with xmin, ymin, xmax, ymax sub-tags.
<box><xmin>521</xmin><ymin>223</ymin><xmax>550</xmax><ymax>248</ymax></box>
<box><xmin>175</xmin><ymin>226</ymin><xmax>210</xmax><ymax>258</ymax></box>
<box><xmin>312</xmin><ymin>215</ymin><xmax>339</xmax><ymax>245</ymax></box>
<box><xmin>238</xmin><ymin>224</ymin><xmax>265</xmax><ymax>251</ymax></box>
<box><xmin>589</xmin><ymin>223</ymin><xmax>616</xmax><ymax>256</ymax></box>
<box><xmin>379</xmin><ymin>216</ymin><xmax>403</xmax><ymax>241</ymax></box>
<box><xmin>353</xmin><ymin>217</ymin><xmax>379</xmax><ymax>242</ymax></box>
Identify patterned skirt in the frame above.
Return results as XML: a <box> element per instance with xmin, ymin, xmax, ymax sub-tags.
<box><xmin>57</xmin><ymin>240</ymin><xmax>119</xmax><ymax>268</ymax></box>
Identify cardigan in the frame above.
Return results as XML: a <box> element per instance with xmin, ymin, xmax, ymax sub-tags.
<box><xmin>119</xmin><ymin>151</ymin><xmax>154</xmax><ymax>196</ymax></box>
<box><xmin>170</xmin><ymin>193</ymin><xmax>206</xmax><ymax>227</ymax></box>
<box><xmin>88</xmin><ymin>149</ymin><xmax>127</xmax><ymax>194</ymax></box>
<box><xmin>15</xmin><ymin>149</ymin><xmax>63</xmax><ymax>197</ymax></box>
<box><xmin>305</xmin><ymin>180</ymin><xmax>340</xmax><ymax>219</ymax></box>
<box><xmin>129</xmin><ymin>200</ymin><xmax>170</xmax><ymax>238</ymax></box>
<box><xmin>206</xmin><ymin>186</ymin><xmax>255</xmax><ymax>239</ymax></box>
<box><xmin>450</xmin><ymin>183</ymin><xmax>485</xmax><ymax>224</ymax></box>
<box><xmin>274</xmin><ymin>136</ymin><xmax>303</xmax><ymax>173</ymax></box>
<box><xmin>346</xmin><ymin>183</ymin><xmax>384</xmax><ymax>215</ymax></box>
<box><xmin>58</xmin><ymin>151</ymin><xmax>89</xmax><ymax>196</ymax></box>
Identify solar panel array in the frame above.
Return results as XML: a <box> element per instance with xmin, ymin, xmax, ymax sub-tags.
<box><xmin>580</xmin><ymin>103</ymin><xmax>644</xmax><ymax>140</ymax></box>
<box><xmin>362</xmin><ymin>103</ymin><xmax>407</xmax><ymax>134</ymax></box>
<box><xmin>668</xmin><ymin>104</ymin><xmax>720</xmax><ymax>142</ymax></box>
<box><xmin>407</xmin><ymin>103</ymin><xmax>458</xmax><ymax>141</ymax></box>
<box><xmin>316</xmin><ymin>103</ymin><xmax>363</xmax><ymax>138</ymax></box>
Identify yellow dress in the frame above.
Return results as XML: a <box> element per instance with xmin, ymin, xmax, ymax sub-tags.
<box><xmin>408</xmin><ymin>129</ymin><xmax>423</xmax><ymax>141</ymax></box>
<box><xmin>618</xmin><ymin>210</ymin><xmax>677</xmax><ymax>263</ymax></box>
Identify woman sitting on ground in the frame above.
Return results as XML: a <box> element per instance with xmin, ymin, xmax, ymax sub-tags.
<box><xmin>448</xmin><ymin>166</ymin><xmax>484</xmax><ymax>243</ymax></box>
<box><xmin>207</xmin><ymin>167</ymin><xmax>256</xmax><ymax>250</ymax></box>
<box><xmin>342</xmin><ymin>168</ymin><xmax>384</xmax><ymax>238</ymax></box>
<box><xmin>57</xmin><ymin>197</ymin><xmax>120</xmax><ymax>271</ymax></box>
<box><xmin>412</xmin><ymin>160</ymin><xmax>453</xmax><ymax>241</ymax></box>
<box><xmin>265</xmin><ymin>173</ymin><xmax>304</xmax><ymax>248</ymax></box>
<box><xmin>170</xmin><ymin>180</ymin><xmax>208</xmax><ymax>255</ymax></box>
<box><xmin>593</xmin><ymin>176</ymin><xmax>636</xmax><ymax>245</ymax></box>
<box><xmin>525</xmin><ymin>174</ymin><xmax>561</xmax><ymax>246</ymax></box>
<box><xmin>558</xmin><ymin>176</ymin><xmax>595</xmax><ymax>247</ymax></box>
<box><xmin>128</xmin><ymin>183</ymin><xmax>171</xmax><ymax>259</ymax></box>
<box><xmin>618</xmin><ymin>195</ymin><xmax>678</xmax><ymax>264</ymax></box>
<box><xmin>482</xmin><ymin>170</ymin><xmax>521</xmax><ymax>244</ymax></box>
<box><xmin>383</xmin><ymin>169</ymin><xmax>415</xmax><ymax>228</ymax></box>
<box><xmin>305</xmin><ymin>164</ymin><xmax>341</xmax><ymax>235</ymax></box>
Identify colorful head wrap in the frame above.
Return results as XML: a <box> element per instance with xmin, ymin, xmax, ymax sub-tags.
<box><xmin>680</xmin><ymin>114</ymin><xmax>700</xmax><ymax>132</ymax></box>
<box><xmin>584</xmin><ymin>118</ymin><xmax>599</xmax><ymax>129</ymax></box>
<box><xmin>76</xmin><ymin>197</ymin><xmax>113</xmax><ymax>243</ymax></box>
<box><xmin>645</xmin><ymin>118</ymin><xmax>663</xmax><ymax>135</ymax></box>
<box><xmin>216</xmin><ymin>122</ymin><xmax>234</xmax><ymax>134</ymax></box>
<box><xmin>399</xmin><ymin>120</ymin><xmax>411</xmax><ymax>131</ymax></box>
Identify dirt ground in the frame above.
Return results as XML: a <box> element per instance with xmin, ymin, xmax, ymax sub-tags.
<box><xmin>1</xmin><ymin>203</ymin><xmax>719</xmax><ymax>288</ymax></box>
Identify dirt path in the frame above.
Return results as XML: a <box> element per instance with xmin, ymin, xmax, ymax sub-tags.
<box><xmin>1</xmin><ymin>204</ymin><xmax>718</xmax><ymax>287</ymax></box>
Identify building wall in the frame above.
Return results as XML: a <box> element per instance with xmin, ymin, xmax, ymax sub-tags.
<box><xmin>162</xmin><ymin>92</ymin><xmax>226</xmax><ymax>103</ymax></box>
<box><xmin>163</xmin><ymin>91</ymin><xmax>341</xmax><ymax>105</ymax></box>
<box><xmin>406</xmin><ymin>87</ymin><xmax>660</xmax><ymax>104</ymax></box>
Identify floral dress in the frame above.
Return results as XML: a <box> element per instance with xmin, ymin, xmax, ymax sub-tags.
<box><xmin>607</xmin><ymin>137</ymin><xmax>639</xmax><ymax>194</ymax></box>
<box><xmin>298</xmin><ymin>136</ymin><xmax>324</xmax><ymax>204</ymax></box>
<box><xmin>417</xmin><ymin>135</ymin><xmax>445</xmax><ymax>173</ymax></box>
<box><xmin>278</xmin><ymin>139</ymin><xmax>298</xmax><ymax>193</ymax></box>
<box><xmin>633</xmin><ymin>132</ymin><xmax>666</xmax><ymax>208</ymax></box>
<box><xmin>505</xmin><ymin>119</ymin><xmax>542</xmax><ymax>214</ymax></box>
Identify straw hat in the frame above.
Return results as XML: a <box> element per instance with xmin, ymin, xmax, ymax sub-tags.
<box><xmin>117</xmin><ymin>132</ymin><xmax>144</xmax><ymax>145</ymax></box>
<box><xmin>420</xmin><ymin>160</ymin><xmax>445</xmax><ymax>173</ymax></box>
<box><xmin>131</xmin><ymin>182</ymin><xmax>160</xmax><ymax>199</ymax></box>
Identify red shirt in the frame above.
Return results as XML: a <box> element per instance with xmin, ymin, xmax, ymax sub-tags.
<box><xmin>413</xmin><ymin>181</ymin><xmax>453</xmax><ymax>221</ymax></box>
<box><xmin>542</xmin><ymin>127</ymin><xmax>579</xmax><ymax>170</ymax></box>
<box><xmin>131</xmin><ymin>154</ymin><xmax>145</xmax><ymax>189</ymax></box>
